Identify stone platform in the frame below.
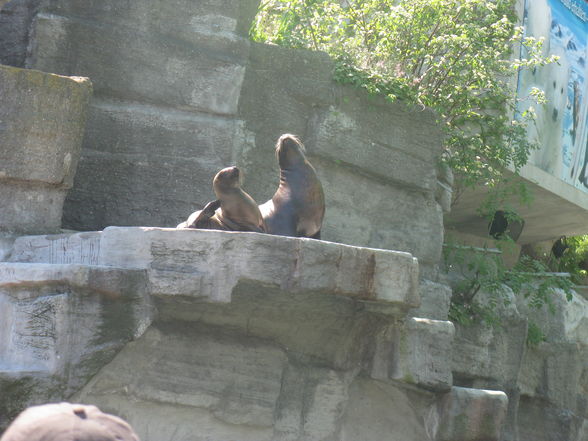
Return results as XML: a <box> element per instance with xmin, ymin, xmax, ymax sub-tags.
<box><xmin>0</xmin><ymin>227</ymin><xmax>508</xmax><ymax>441</ymax></box>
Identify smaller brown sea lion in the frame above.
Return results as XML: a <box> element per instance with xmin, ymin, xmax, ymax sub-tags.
<box><xmin>177</xmin><ymin>166</ymin><xmax>266</xmax><ymax>232</ymax></box>
<box><xmin>259</xmin><ymin>134</ymin><xmax>325</xmax><ymax>239</ymax></box>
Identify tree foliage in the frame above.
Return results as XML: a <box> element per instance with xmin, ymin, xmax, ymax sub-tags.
<box><xmin>553</xmin><ymin>235</ymin><xmax>588</xmax><ymax>284</ymax></box>
<box><xmin>251</xmin><ymin>0</ymin><xmax>557</xmax><ymax>203</ymax></box>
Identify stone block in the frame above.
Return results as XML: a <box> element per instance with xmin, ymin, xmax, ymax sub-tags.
<box><xmin>274</xmin><ymin>365</ymin><xmax>352</xmax><ymax>441</ymax></box>
<box><xmin>240</xmin><ymin>44</ymin><xmax>336</xmax><ymax>139</ymax></box>
<box><xmin>0</xmin><ymin>0</ymin><xmax>41</xmax><ymax>67</ymax></box>
<box><xmin>0</xmin><ymin>185</ymin><xmax>69</xmax><ymax>235</ymax></box>
<box><xmin>76</xmin><ymin>323</ymin><xmax>287</xmax><ymax>429</ymax></box>
<box><xmin>0</xmin><ymin>262</ymin><xmax>152</xmax><ymax>403</ymax></box>
<box><xmin>307</xmin><ymin>103</ymin><xmax>441</xmax><ymax>193</ymax></box>
<box><xmin>516</xmin><ymin>287</ymin><xmax>588</xmax><ymax>344</ymax></box>
<box><xmin>10</xmin><ymin>231</ymin><xmax>102</xmax><ymax>265</ymax></box>
<box><xmin>29</xmin><ymin>12</ymin><xmax>248</xmax><ymax>116</ymax></box>
<box><xmin>40</xmin><ymin>0</ymin><xmax>260</xmax><ymax>39</ymax></box>
<box><xmin>341</xmin><ymin>378</ymin><xmax>433</xmax><ymax>441</ymax></box>
<box><xmin>409</xmin><ymin>279</ymin><xmax>452</xmax><ymax>320</ymax></box>
<box><xmin>0</xmin><ymin>65</ymin><xmax>91</xmax><ymax>186</ymax></box>
<box><xmin>519</xmin><ymin>343</ymin><xmax>588</xmax><ymax>414</ymax></box>
<box><xmin>517</xmin><ymin>395</ymin><xmax>588</xmax><ymax>441</ymax></box>
<box><xmin>0</xmin><ymin>233</ymin><xmax>18</xmax><ymax>262</ymax></box>
<box><xmin>0</xmin><ymin>64</ymin><xmax>91</xmax><ymax>233</ymax></box>
<box><xmin>431</xmin><ymin>386</ymin><xmax>508</xmax><ymax>441</ymax></box>
<box><xmin>451</xmin><ymin>316</ymin><xmax>528</xmax><ymax>388</ymax></box>
<box><xmin>11</xmin><ymin>227</ymin><xmax>420</xmax><ymax>305</ymax></box>
<box><xmin>314</xmin><ymin>157</ymin><xmax>444</xmax><ymax>266</ymax></box>
<box><xmin>370</xmin><ymin>318</ymin><xmax>454</xmax><ymax>391</ymax></box>
<box><xmin>62</xmin><ymin>101</ymin><xmax>241</xmax><ymax>230</ymax></box>
<box><xmin>98</xmin><ymin>227</ymin><xmax>420</xmax><ymax>306</ymax></box>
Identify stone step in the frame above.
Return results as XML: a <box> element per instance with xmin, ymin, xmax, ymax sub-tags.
<box><xmin>11</xmin><ymin>227</ymin><xmax>420</xmax><ymax>306</ymax></box>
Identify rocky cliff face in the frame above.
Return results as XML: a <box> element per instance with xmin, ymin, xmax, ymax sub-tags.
<box><xmin>1</xmin><ymin>228</ymin><xmax>508</xmax><ymax>441</ymax></box>
<box><xmin>0</xmin><ymin>0</ymin><xmax>446</xmax><ymax>277</ymax></box>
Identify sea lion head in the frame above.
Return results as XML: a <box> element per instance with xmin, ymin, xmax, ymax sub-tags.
<box><xmin>276</xmin><ymin>134</ymin><xmax>306</xmax><ymax>169</ymax></box>
<box><xmin>213</xmin><ymin>166</ymin><xmax>241</xmax><ymax>196</ymax></box>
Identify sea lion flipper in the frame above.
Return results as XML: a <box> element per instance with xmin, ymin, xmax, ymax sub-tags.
<box><xmin>201</xmin><ymin>199</ymin><xmax>221</xmax><ymax>216</ymax></box>
<box><xmin>185</xmin><ymin>199</ymin><xmax>221</xmax><ymax>229</ymax></box>
<box><xmin>310</xmin><ymin>230</ymin><xmax>321</xmax><ymax>240</ymax></box>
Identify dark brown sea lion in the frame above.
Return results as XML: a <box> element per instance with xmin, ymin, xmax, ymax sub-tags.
<box><xmin>259</xmin><ymin>134</ymin><xmax>325</xmax><ymax>239</ymax></box>
<box><xmin>177</xmin><ymin>166</ymin><xmax>266</xmax><ymax>232</ymax></box>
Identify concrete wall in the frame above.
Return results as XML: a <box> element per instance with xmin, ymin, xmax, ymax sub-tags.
<box><xmin>0</xmin><ymin>0</ymin><xmax>446</xmax><ymax>273</ymax></box>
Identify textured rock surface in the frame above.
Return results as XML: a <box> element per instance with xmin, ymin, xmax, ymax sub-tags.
<box><xmin>0</xmin><ymin>234</ymin><xmax>16</xmax><ymax>261</ymax></box>
<box><xmin>239</xmin><ymin>43</ymin><xmax>444</xmax><ymax>269</ymax></box>
<box><xmin>0</xmin><ymin>0</ymin><xmax>447</xmax><ymax>273</ymax></box>
<box><xmin>1</xmin><ymin>228</ymin><xmax>461</xmax><ymax>440</ymax></box>
<box><xmin>516</xmin><ymin>287</ymin><xmax>588</xmax><ymax>344</ymax></box>
<box><xmin>450</xmin><ymin>282</ymin><xmax>588</xmax><ymax>441</ymax></box>
<box><xmin>433</xmin><ymin>387</ymin><xmax>509</xmax><ymax>441</ymax></box>
<box><xmin>1</xmin><ymin>1</ymin><xmax>585</xmax><ymax>440</ymax></box>
<box><xmin>518</xmin><ymin>343</ymin><xmax>588</xmax><ymax>441</ymax></box>
<box><xmin>0</xmin><ymin>0</ymin><xmax>41</xmax><ymax>67</ymax></box>
<box><xmin>410</xmin><ymin>279</ymin><xmax>452</xmax><ymax>320</ymax></box>
<box><xmin>11</xmin><ymin>227</ymin><xmax>420</xmax><ymax>307</ymax></box>
<box><xmin>370</xmin><ymin>318</ymin><xmax>454</xmax><ymax>391</ymax></box>
<box><xmin>16</xmin><ymin>0</ymin><xmax>258</xmax><ymax>233</ymax></box>
<box><xmin>0</xmin><ymin>64</ymin><xmax>92</xmax><ymax>234</ymax></box>
<box><xmin>0</xmin><ymin>261</ymin><xmax>152</xmax><ymax>428</ymax></box>
<box><xmin>452</xmin><ymin>316</ymin><xmax>528</xmax><ymax>389</ymax></box>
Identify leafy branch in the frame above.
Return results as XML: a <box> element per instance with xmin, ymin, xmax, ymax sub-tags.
<box><xmin>250</xmin><ymin>0</ymin><xmax>558</xmax><ymax>209</ymax></box>
<box><xmin>443</xmin><ymin>239</ymin><xmax>575</xmax><ymax>345</ymax></box>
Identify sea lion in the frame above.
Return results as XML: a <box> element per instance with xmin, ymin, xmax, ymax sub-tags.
<box><xmin>177</xmin><ymin>166</ymin><xmax>266</xmax><ymax>233</ymax></box>
<box><xmin>259</xmin><ymin>134</ymin><xmax>325</xmax><ymax>239</ymax></box>
<box><xmin>176</xmin><ymin>199</ymin><xmax>221</xmax><ymax>229</ymax></box>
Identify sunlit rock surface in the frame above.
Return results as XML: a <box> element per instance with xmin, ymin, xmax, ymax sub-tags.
<box><xmin>0</xmin><ymin>228</ymin><xmax>500</xmax><ymax>441</ymax></box>
<box><xmin>0</xmin><ymin>64</ymin><xmax>91</xmax><ymax>234</ymax></box>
